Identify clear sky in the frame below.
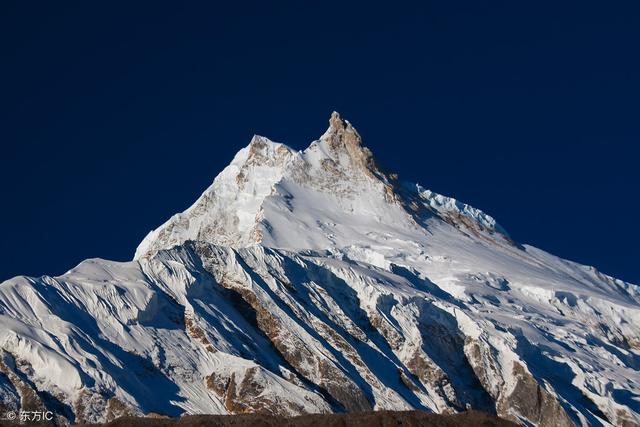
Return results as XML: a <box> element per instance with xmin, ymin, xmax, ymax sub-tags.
<box><xmin>1</xmin><ymin>1</ymin><xmax>638</xmax><ymax>283</ymax></box>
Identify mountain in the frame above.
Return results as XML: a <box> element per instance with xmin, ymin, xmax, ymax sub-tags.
<box><xmin>1</xmin><ymin>113</ymin><xmax>638</xmax><ymax>426</ymax></box>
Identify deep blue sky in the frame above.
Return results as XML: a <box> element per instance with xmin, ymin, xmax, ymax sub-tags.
<box><xmin>1</xmin><ymin>2</ymin><xmax>638</xmax><ymax>284</ymax></box>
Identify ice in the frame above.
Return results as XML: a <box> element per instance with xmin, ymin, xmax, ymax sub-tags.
<box><xmin>0</xmin><ymin>112</ymin><xmax>638</xmax><ymax>425</ymax></box>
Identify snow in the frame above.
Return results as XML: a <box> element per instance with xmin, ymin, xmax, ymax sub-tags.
<box><xmin>0</xmin><ymin>112</ymin><xmax>638</xmax><ymax>425</ymax></box>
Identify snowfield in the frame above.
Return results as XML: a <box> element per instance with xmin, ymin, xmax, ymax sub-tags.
<box><xmin>1</xmin><ymin>112</ymin><xmax>638</xmax><ymax>426</ymax></box>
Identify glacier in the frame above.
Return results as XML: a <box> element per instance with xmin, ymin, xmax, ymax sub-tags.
<box><xmin>0</xmin><ymin>112</ymin><xmax>638</xmax><ymax>426</ymax></box>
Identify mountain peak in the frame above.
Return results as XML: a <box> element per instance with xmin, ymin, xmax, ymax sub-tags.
<box><xmin>323</xmin><ymin>111</ymin><xmax>362</xmax><ymax>149</ymax></box>
<box><xmin>6</xmin><ymin>113</ymin><xmax>639</xmax><ymax>426</ymax></box>
<box><xmin>134</xmin><ymin>112</ymin><xmax>510</xmax><ymax>260</ymax></box>
<box><xmin>302</xmin><ymin>111</ymin><xmax>382</xmax><ymax>189</ymax></box>
<box><xmin>328</xmin><ymin>110</ymin><xmax>348</xmax><ymax>129</ymax></box>
<box><xmin>244</xmin><ymin>135</ymin><xmax>294</xmax><ymax>168</ymax></box>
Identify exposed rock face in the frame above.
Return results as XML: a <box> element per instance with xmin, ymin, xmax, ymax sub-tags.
<box><xmin>0</xmin><ymin>352</ymin><xmax>41</xmax><ymax>414</ymax></box>
<box><xmin>1</xmin><ymin>113</ymin><xmax>639</xmax><ymax>426</ymax></box>
<box><xmin>0</xmin><ymin>350</ymin><xmax>74</xmax><ymax>425</ymax></box>
<box><xmin>323</xmin><ymin>112</ymin><xmax>376</xmax><ymax>178</ymax></box>
<box><xmin>205</xmin><ymin>366</ymin><xmax>321</xmax><ymax>417</ymax></box>
<box><xmin>502</xmin><ymin>362</ymin><xmax>574</xmax><ymax>427</ymax></box>
<box><xmin>208</xmin><ymin>271</ymin><xmax>371</xmax><ymax>413</ymax></box>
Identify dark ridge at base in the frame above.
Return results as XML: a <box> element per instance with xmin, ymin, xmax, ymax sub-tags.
<box><xmin>80</xmin><ymin>410</ymin><xmax>517</xmax><ymax>427</ymax></box>
<box><xmin>0</xmin><ymin>410</ymin><xmax>518</xmax><ymax>427</ymax></box>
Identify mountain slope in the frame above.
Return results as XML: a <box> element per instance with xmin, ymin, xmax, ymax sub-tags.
<box><xmin>1</xmin><ymin>113</ymin><xmax>638</xmax><ymax>426</ymax></box>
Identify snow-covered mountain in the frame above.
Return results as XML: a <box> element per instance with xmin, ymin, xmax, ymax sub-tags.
<box><xmin>1</xmin><ymin>113</ymin><xmax>638</xmax><ymax>426</ymax></box>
